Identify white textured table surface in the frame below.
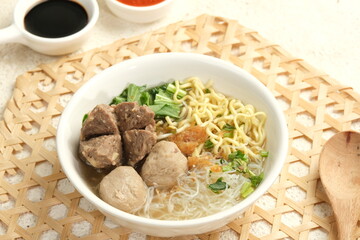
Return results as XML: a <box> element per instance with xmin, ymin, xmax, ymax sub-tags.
<box><xmin>0</xmin><ymin>0</ymin><xmax>360</xmax><ymax>239</ymax></box>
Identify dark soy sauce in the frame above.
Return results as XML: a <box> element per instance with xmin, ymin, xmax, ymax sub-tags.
<box><xmin>24</xmin><ymin>0</ymin><xmax>88</xmax><ymax>38</ymax></box>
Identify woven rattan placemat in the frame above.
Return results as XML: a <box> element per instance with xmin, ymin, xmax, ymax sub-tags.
<box><xmin>1</xmin><ymin>14</ymin><xmax>360</xmax><ymax>240</ymax></box>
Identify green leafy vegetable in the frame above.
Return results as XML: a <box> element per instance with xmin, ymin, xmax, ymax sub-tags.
<box><xmin>154</xmin><ymin>89</ymin><xmax>178</xmax><ymax>105</ymax></box>
<box><xmin>110</xmin><ymin>82</ymin><xmax>187</xmax><ymax>119</ymax></box>
<box><xmin>127</xmin><ymin>84</ymin><xmax>146</xmax><ymax>102</ymax></box>
<box><xmin>166</xmin><ymin>83</ymin><xmax>187</xmax><ymax>98</ymax></box>
<box><xmin>204</xmin><ymin>139</ymin><xmax>214</xmax><ymax>149</ymax></box>
<box><xmin>110</xmin><ymin>87</ymin><xmax>128</xmax><ymax>105</ymax></box>
<box><xmin>208</xmin><ymin>177</ymin><xmax>228</xmax><ymax>193</ymax></box>
<box><xmin>149</xmin><ymin>104</ymin><xmax>181</xmax><ymax>119</ymax></box>
<box><xmin>140</xmin><ymin>91</ymin><xmax>152</xmax><ymax>106</ymax></box>
<box><xmin>147</xmin><ymin>83</ymin><xmax>167</xmax><ymax>96</ymax></box>
<box><xmin>204</xmin><ymin>88</ymin><xmax>211</xmax><ymax>93</ymax></box>
<box><xmin>110</xmin><ymin>96</ymin><xmax>126</xmax><ymax>105</ymax></box>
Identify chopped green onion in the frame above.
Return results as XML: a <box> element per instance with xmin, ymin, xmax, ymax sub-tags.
<box><xmin>204</xmin><ymin>139</ymin><xmax>214</xmax><ymax>149</ymax></box>
<box><xmin>208</xmin><ymin>177</ymin><xmax>228</xmax><ymax>193</ymax></box>
<box><xmin>260</xmin><ymin>150</ymin><xmax>269</xmax><ymax>157</ymax></box>
<box><xmin>222</xmin><ymin>165</ymin><xmax>233</xmax><ymax>172</ymax></box>
<box><xmin>247</xmin><ymin>169</ymin><xmax>256</xmax><ymax>177</ymax></box>
<box><xmin>240</xmin><ymin>182</ymin><xmax>251</xmax><ymax>192</ymax></box>
<box><xmin>82</xmin><ymin>113</ymin><xmax>88</xmax><ymax>123</ymax></box>
<box><xmin>228</xmin><ymin>150</ymin><xmax>248</xmax><ymax>162</ymax></box>
<box><xmin>250</xmin><ymin>172</ymin><xmax>264</xmax><ymax>187</ymax></box>
<box><xmin>228</xmin><ymin>160</ymin><xmax>238</xmax><ymax>169</ymax></box>
<box><xmin>222</xmin><ymin>123</ymin><xmax>235</xmax><ymax>131</ymax></box>
<box><xmin>223</xmin><ymin>132</ymin><xmax>234</xmax><ymax>138</ymax></box>
<box><xmin>204</xmin><ymin>88</ymin><xmax>211</xmax><ymax>93</ymax></box>
<box><xmin>219</xmin><ymin>159</ymin><xmax>226</xmax><ymax>164</ymax></box>
<box><xmin>240</xmin><ymin>182</ymin><xmax>254</xmax><ymax>198</ymax></box>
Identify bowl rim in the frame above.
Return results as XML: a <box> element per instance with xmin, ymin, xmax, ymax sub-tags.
<box><xmin>56</xmin><ymin>52</ymin><xmax>288</xmax><ymax>229</ymax></box>
<box><xmin>106</xmin><ymin>0</ymin><xmax>175</xmax><ymax>11</ymax></box>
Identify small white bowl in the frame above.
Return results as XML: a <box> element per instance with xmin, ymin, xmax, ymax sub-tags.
<box><xmin>104</xmin><ymin>0</ymin><xmax>175</xmax><ymax>23</ymax></box>
<box><xmin>0</xmin><ymin>0</ymin><xmax>99</xmax><ymax>55</ymax></box>
<box><xmin>57</xmin><ymin>53</ymin><xmax>288</xmax><ymax>237</ymax></box>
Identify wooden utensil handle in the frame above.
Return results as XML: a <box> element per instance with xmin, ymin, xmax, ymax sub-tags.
<box><xmin>337</xmin><ymin>223</ymin><xmax>356</xmax><ymax>240</ymax></box>
<box><xmin>334</xmin><ymin>198</ymin><xmax>359</xmax><ymax>240</ymax></box>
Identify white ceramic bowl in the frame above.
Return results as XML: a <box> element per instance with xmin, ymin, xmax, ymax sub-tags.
<box><xmin>56</xmin><ymin>53</ymin><xmax>288</xmax><ymax>237</ymax></box>
<box><xmin>104</xmin><ymin>0</ymin><xmax>175</xmax><ymax>23</ymax></box>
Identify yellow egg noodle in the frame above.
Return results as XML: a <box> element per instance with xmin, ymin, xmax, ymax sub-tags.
<box><xmin>135</xmin><ymin>77</ymin><xmax>268</xmax><ymax>220</ymax></box>
<box><xmin>158</xmin><ymin>77</ymin><xmax>267</xmax><ymax>161</ymax></box>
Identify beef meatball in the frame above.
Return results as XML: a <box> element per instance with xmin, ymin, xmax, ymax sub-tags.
<box><xmin>123</xmin><ymin>129</ymin><xmax>157</xmax><ymax>167</ymax></box>
<box><xmin>114</xmin><ymin>102</ymin><xmax>155</xmax><ymax>132</ymax></box>
<box><xmin>79</xmin><ymin>134</ymin><xmax>123</xmax><ymax>168</ymax></box>
<box><xmin>81</xmin><ymin>104</ymin><xmax>119</xmax><ymax>141</ymax></box>
<box><xmin>99</xmin><ymin>166</ymin><xmax>147</xmax><ymax>213</ymax></box>
<box><xmin>141</xmin><ymin>141</ymin><xmax>188</xmax><ymax>189</ymax></box>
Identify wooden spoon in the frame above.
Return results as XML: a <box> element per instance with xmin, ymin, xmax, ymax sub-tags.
<box><xmin>319</xmin><ymin>131</ymin><xmax>360</xmax><ymax>240</ymax></box>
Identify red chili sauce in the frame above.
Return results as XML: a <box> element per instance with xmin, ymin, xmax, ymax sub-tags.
<box><xmin>117</xmin><ymin>0</ymin><xmax>165</xmax><ymax>7</ymax></box>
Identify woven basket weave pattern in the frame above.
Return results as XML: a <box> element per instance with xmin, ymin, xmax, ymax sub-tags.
<box><xmin>0</xmin><ymin>15</ymin><xmax>360</xmax><ymax>240</ymax></box>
